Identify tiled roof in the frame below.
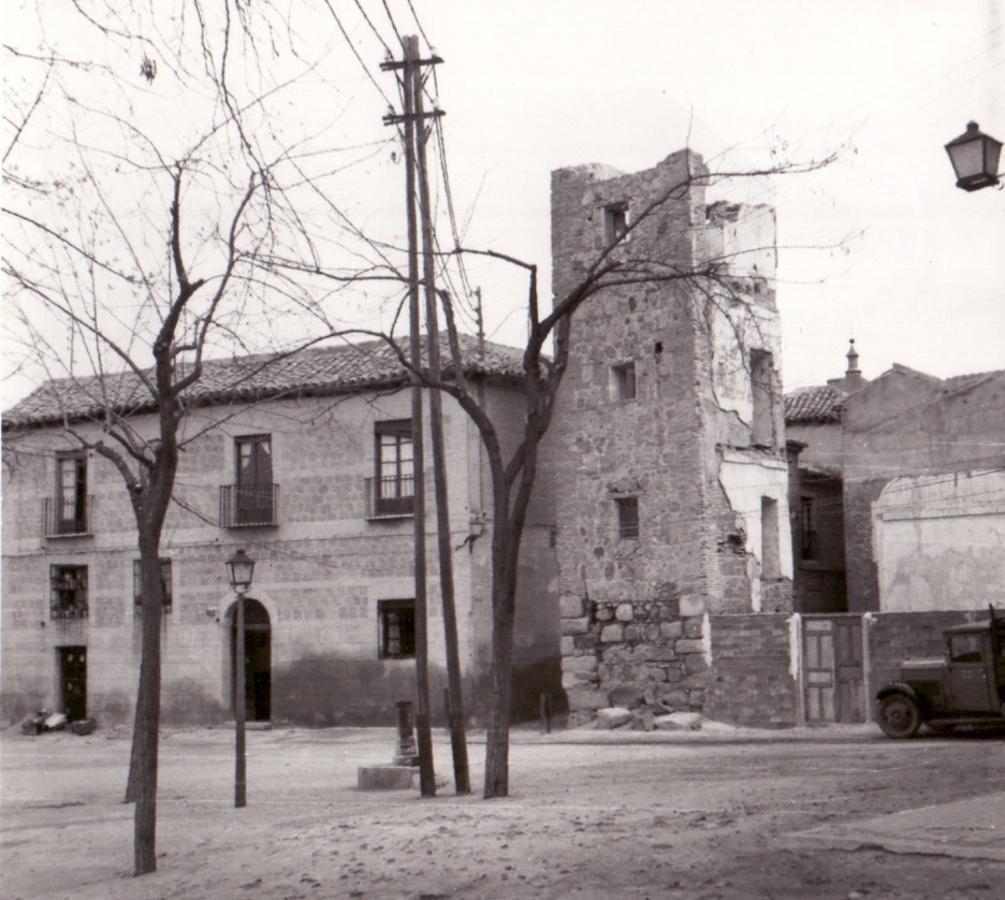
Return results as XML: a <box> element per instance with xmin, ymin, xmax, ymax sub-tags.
<box><xmin>3</xmin><ymin>334</ymin><xmax>527</xmax><ymax>429</ymax></box>
<box><xmin>943</xmin><ymin>369</ymin><xmax>1004</xmax><ymax>393</ymax></box>
<box><xmin>784</xmin><ymin>385</ymin><xmax>844</xmax><ymax>424</ymax></box>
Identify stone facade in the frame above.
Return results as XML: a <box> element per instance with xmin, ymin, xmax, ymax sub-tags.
<box><xmin>1</xmin><ymin>379</ymin><xmax>561</xmax><ymax>726</ymax></box>
<box><xmin>548</xmin><ymin>150</ymin><xmax>792</xmax><ymax>725</ymax></box>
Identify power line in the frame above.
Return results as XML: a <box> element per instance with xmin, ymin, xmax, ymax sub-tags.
<box><xmin>321</xmin><ymin>0</ymin><xmax>395</xmax><ymax>109</ymax></box>
<box><xmin>351</xmin><ymin>0</ymin><xmax>394</xmax><ymax>57</ymax></box>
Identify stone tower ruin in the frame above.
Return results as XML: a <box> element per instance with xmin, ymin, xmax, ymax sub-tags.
<box><xmin>547</xmin><ymin>149</ymin><xmax>793</xmax><ymax>724</ymax></box>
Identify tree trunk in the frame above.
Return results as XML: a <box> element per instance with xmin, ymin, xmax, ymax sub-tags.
<box><xmin>483</xmin><ymin>520</ymin><xmax>520</xmax><ymax>799</ymax></box>
<box><xmin>131</xmin><ymin>536</ymin><xmax>165</xmax><ymax>875</ymax></box>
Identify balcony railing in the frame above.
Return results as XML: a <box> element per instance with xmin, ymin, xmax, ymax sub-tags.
<box><xmin>364</xmin><ymin>475</ymin><xmax>415</xmax><ymax>520</ymax></box>
<box><xmin>43</xmin><ymin>497</ymin><xmax>93</xmax><ymax>538</ymax></box>
<box><xmin>220</xmin><ymin>484</ymin><xmax>279</xmax><ymax>528</ymax></box>
<box><xmin>50</xmin><ymin>598</ymin><xmax>89</xmax><ymax>620</ymax></box>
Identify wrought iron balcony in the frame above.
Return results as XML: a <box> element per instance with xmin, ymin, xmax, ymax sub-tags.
<box><xmin>365</xmin><ymin>475</ymin><xmax>415</xmax><ymax>520</ymax></box>
<box><xmin>43</xmin><ymin>497</ymin><xmax>93</xmax><ymax>538</ymax></box>
<box><xmin>219</xmin><ymin>484</ymin><xmax>279</xmax><ymax>528</ymax></box>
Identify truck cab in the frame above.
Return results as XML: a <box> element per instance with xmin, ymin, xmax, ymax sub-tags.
<box><xmin>876</xmin><ymin>609</ymin><xmax>1005</xmax><ymax>738</ymax></box>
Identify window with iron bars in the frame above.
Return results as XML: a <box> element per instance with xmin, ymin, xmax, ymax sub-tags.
<box><xmin>50</xmin><ymin>565</ymin><xmax>88</xmax><ymax>619</ymax></box>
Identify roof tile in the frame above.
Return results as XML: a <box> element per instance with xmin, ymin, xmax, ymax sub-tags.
<box><xmin>784</xmin><ymin>385</ymin><xmax>844</xmax><ymax>424</ymax></box>
<box><xmin>4</xmin><ymin>334</ymin><xmax>526</xmax><ymax>429</ymax></box>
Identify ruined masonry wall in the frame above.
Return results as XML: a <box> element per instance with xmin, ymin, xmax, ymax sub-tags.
<box><xmin>550</xmin><ymin>150</ymin><xmax>791</xmax><ymax>724</ymax></box>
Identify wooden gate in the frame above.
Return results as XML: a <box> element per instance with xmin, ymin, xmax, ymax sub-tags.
<box><xmin>803</xmin><ymin>615</ymin><xmax>864</xmax><ymax>723</ymax></box>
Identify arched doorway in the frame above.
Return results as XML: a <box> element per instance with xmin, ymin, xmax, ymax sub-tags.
<box><xmin>231</xmin><ymin>598</ymin><xmax>271</xmax><ymax>721</ymax></box>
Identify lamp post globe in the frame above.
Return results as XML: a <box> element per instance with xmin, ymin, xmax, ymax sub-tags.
<box><xmin>945</xmin><ymin>121</ymin><xmax>1002</xmax><ymax>192</ymax></box>
<box><xmin>226</xmin><ymin>548</ymin><xmax>255</xmax><ymax>594</ymax></box>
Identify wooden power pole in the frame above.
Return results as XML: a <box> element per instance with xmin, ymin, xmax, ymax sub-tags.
<box><xmin>382</xmin><ymin>34</ymin><xmax>435</xmax><ymax>797</ymax></box>
<box><xmin>412</xmin><ymin>53</ymin><xmax>471</xmax><ymax>795</ymax></box>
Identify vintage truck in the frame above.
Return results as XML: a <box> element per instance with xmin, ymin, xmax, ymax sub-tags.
<box><xmin>876</xmin><ymin>607</ymin><xmax>1005</xmax><ymax>738</ymax></box>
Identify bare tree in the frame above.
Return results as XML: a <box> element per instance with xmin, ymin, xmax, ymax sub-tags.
<box><xmin>3</xmin><ymin>2</ymin><xmax>401</xmax><ymax>875</ymax></box>
<box><xmin>354</xmin><ymin>147</ymin><xmax>838</xmax><ymax>798</ymax></box>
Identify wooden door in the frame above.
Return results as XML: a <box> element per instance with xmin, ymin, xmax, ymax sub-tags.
<box><xmin>804</xmin><ymin>618</ymin><xmax>835</xmax><ymax>722</ymax></box>
<box><xmin>59</xmin><ymin>646</ymin><xmax>87</xmax><ymax>721</ymax></box>
<box><xmin>834</xmin><ymin>617</ymin><xmax>864</xmax><ymax>722</ymax></box>
<box><xmin>803</xmin><ymin>616</ymin><xmax>865</xmax><ymax>723</ymax></box>
<box><xmin>232</xmin><ymin>599</ymin><xmax>271</xmax><ymax>721</ymax></box>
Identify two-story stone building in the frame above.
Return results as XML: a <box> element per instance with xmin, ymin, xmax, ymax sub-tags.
<box><xmin>1</xmin><ymin>337</ymin><xmax>561</xmax><ymax>726</ymax></box>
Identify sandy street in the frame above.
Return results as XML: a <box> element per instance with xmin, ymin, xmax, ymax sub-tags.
<box><xmin>1</xmin><ymin>724</ymin><xmax>1003</xmax><ymax>899</ymax></box>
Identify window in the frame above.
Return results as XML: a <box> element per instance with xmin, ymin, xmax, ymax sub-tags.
<box><xmin>235</xmin><ymin>435</ymin><xmax>274</xmax><ymax>525</ymax></box>
<box><xmin>605</xmin><ymin>202</ymin><xmax>629</xmax><ymax>244</ymax></box>
<box><xmin>750</xmin><ymin>349</ymin><xmax>774</xmax><ymax>446</ymax></box>
<box><xmin>609</xmin><ymin>362</ymin><xmax>637</xmax><ymax>402</ymax></box>
<box><xmin>55</xmin><ymin>452</ymin><xmax>88</xmax><ymax>535</ymax></box>
<box><xmin>378</xmin><ymin>599</ymin><xmax>415</xmax><ymax>659</ymax></box>
<box><xmin>615</xmin><ymin>497</ymin><xmax>639</xmax><ymax>539</ymax></box>
<box><xmin>50</xmin><ymin>565</ymin><xmax>88</xmax><ymax>619</ymax></box>
<box><xmin>133</xmin><ymin>559</ymin><xmax>173</xmax><ymax>614</ymax></box>
<box><xmin>761</xmin><ymin>497</ymin><xmax>780</xmax><ymax>579</ymax></box>
<box><xmin>949</xmin><ymin>634</ymin><xmax>982</xmax><ymax>664</ymax></box>
<box><xmin>375</xmin><ymin>420</ymin><xmax>414</xmax><ymax>516</ymax></box>
<box><xmin>800</xmin><ymin>496</ymin><xmax>818</xmax><ymax>561</ymax></box>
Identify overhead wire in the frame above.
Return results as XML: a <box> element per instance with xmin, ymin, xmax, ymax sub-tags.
<box><xmin>320</xmin><ymin>0</ymin><xmax>395</xmax><ymax>109</ymax></box>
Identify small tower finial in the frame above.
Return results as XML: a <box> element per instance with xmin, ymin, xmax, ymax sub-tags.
<box><xmin>846</xmin><ymin>338</ymin><xmax>860</xmax><ymax>376</ymax></box>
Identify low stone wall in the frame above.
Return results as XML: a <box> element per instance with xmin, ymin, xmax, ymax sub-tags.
<box><xmin>705</xmin><ymin>613</ymin><xmax>798</xmax><ymax>727</ymax></box>
<box><xmin>560</xmin><ymin>593</ymin><xmax>707</xmax><ymax>727</ymax></box>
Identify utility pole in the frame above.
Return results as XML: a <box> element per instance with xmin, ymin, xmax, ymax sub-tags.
<box><xmin>382</xmin><ymin>35</ymin><xmax>436</xmax><ymax>797</ymax></box>
<box><xmin>412</xmin><ymin>53</ymin><xmax>471</xmax><ymax>794</ymax></box>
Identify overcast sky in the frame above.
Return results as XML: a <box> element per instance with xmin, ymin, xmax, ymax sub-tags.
<box><xmin>4</xmin><ymin>1</ymin><xmax>1003</xmax><ymax>405</ymax></box>
<box><xmin>388</xmin><ymin>0</ymin><xmax>1004</xmax><ymax>391</ymax></box>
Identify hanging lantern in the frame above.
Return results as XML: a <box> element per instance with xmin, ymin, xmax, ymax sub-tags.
<box><xmin>945</xmin><ymin>122</ymin><xmax>1002</xmax><ymax>192</ymax></box>
<box><xmin>225</xmin><ymin>548</ymin><xmax>255</xmax><ymax>594</ymax></box>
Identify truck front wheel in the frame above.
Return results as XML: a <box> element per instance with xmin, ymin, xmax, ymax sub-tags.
<box><xmin>878</xmin><ymin>694</ymin><xmax>921</xmax><ymax>739</ymax></box>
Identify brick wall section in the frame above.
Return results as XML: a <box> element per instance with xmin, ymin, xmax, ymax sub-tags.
<box><xmin>705</xmin><ymin>614</ymin><xmax>798</xmax><ymax>727</ymax></box>
<box><xmin>843</xmin><ymin>478</ymin><xmax>887</xmax><ymax>611</ymax></box>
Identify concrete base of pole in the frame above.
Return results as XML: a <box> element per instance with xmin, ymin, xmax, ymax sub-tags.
<box><xmin>357</xmin><ymin>765</ymin><xmax>419</xmax><ymax>790</ymax></box>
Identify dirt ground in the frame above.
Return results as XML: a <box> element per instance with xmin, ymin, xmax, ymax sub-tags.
<box><xmin>1</xmin><ymin>724</ymin><xmax>1003</xmax><ymax>899</ymax></box>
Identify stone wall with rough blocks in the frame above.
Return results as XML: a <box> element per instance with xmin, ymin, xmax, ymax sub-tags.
<box><xmin>1</xmin><ymin>379</ymin><xmax>561</xmax><ymax>727</ymax></box>
<box><xmin>559</xmin><ymin>589</ymin><xmax>710</xmax><ymax>725</ymax></box>
<box><xmin>549</xmin><ymin>149</ymin><xmax>792</xmax><ymax>724</ymax></box>
<box><xmin>704</xmin><ymin>614</ymin><xmax>799</xmax><ymax>727</ymax></box>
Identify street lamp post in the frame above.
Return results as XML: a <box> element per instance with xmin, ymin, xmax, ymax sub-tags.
<box><xmin>226</xmin><ymin>548</ymin><xmax>255</xmax><ymax>809</ymax></box>
<box><xmin>945</xmin><ymin>121</ymin><xmax>1003</xmax><ymax>192</ymax></box>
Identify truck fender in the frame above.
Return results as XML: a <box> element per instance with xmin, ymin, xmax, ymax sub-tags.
<box><xmin>876</xmin><ymin>682</ymin><xmax>919</xmax><ymax>703</ymax></box>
